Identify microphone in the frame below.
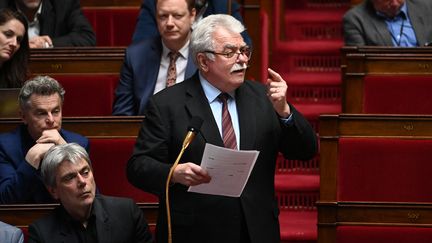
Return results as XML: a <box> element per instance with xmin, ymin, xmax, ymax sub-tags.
<box><xmin>165</xmin><ymin>116</ymin><xmax>203</xmax><ymax>243</ymax></box>
<box><xmin>182</xmin><ymin>116</ymin><xmax>204</xmax><ymax>149</ymax></box>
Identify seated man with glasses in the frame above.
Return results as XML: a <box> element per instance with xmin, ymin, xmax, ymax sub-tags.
<box><xmin>126</xmin><ymin>14</ymin><xmax>317</xmax><ymax>243</ymax></box>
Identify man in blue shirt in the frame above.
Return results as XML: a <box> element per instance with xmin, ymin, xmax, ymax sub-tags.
<box><xmin>343</xmin><ymin>0</ymin><xmax>432</xmax><ymax>46</ymax></box>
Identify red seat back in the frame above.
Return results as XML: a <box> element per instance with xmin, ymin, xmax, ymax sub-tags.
<box><xmin>364</xmin><ymin>75</ymin><xmax>432</xmax><ymax>114</ymax></box>
<box><xmin>83</xmin><ymin>7</ymin><xmax>139</xmax><ymax>46</ymax></box>
<box><xmin>338</xmin><ymin>137</ymin><xmax>432</xmax><ymax>202</ymax></box>
<box><xmin>53</xmin><ymin>75</ymin><xmax>118</xmax><ymax>116</ymax></box>
<box><xmin>90</xmin><ymin>138</ymin><xmax>158</xmax><ymax>203</ymax></box>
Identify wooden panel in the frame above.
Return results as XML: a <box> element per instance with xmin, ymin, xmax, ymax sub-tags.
<box><xmin>318</xmin><ymin>114</ymin><xmax>432</xmax><ymax>243</ymax></box>
<box><xmin>0</xmin><ymin>116</ymin><xmax>143</xmax><ymax>137</ymax></box>
<box><xmin>0</xmin><ymin>203</ymin><xmax>158</xmax><ymax>228</ymax></box>
<box><xmin>29</xmin><ymin>47</ymin><xmax>125</xmax><ymax>75</ymax></box>
<box><xmin>81</xmin><ymin>0</ymin><xmax>141</xmax><ymax>7</ymax></box>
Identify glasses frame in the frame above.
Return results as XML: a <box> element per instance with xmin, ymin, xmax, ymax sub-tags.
<box><xmin>204</xmin><ymin>46</ymin><xmax>252</xmax><ymax>59</ymax></box>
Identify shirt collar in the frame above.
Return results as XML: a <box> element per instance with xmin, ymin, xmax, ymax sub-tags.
<box><xmin>198</xmin><ymin>72</ymin><xmax>235</xmax><ymax>103</ymax></box>
<box><xmin>16</xmin><ymin>1</ymin><xmax>43</xmax><ymax>23</ymax></box>
<box><xmin>161</xmin><ymin>40</ymin><xmax>190</xmax><ymax>60</ymax></box>
<box><xmin>376</xmin><ymin>2</ymin><xmax>407</xmax><ymax>20</ymax></box>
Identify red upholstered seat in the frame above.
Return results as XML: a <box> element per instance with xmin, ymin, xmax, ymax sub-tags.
<box><xmin>90</xmin><ymin>138</ymin><xmax>158</xmax><ymax>203</ymax></box>
<box><xmin>83</xmin><ymin>7</ymin><xmax>139</xmax><ymax>46</ymax></box>
<box><xmin>364</xmin><ymin>75</ymin><xmax>432</xmax><ymax>114</ymax></box>
<box><xmin>337</xmin><ymin>226</ymin><xmax>432</xmax><ymax>243</ymax></box>
<box><xmin>338</xmin><ymin>138</ymin><xmax>432</xmax><ymax>202</ymax></box>
<box><xmin>53</xmin><ymin>75</ymin><xmax>118</xmax><ymax>116</ymax></box>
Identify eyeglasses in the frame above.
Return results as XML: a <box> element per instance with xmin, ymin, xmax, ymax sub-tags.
<box><xmin>204</xmin><ymin>46</ymin><xmax>252</xmax><ymax>59</ymax></box>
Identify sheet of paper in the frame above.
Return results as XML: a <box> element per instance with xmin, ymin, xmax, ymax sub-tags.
<box><xmin>188</xmin><ymin>143</ymin><xmax>260</xmax><ymax>197</ymax></box>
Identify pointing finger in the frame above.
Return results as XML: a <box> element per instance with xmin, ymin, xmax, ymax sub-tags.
<box><xmin>268</xmin><ymin>68</ymin><xmax>283</xmax><ymax>82</ymax></box>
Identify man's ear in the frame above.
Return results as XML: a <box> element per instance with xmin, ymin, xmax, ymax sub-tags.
<box><xmin>197</xmin><ymin>53</ymin><xmax>209</xmax><ymax>72</ymax></box>
<box><xmin>47</xmin><ymin>186</ymin><xmax>59</xmax><ymax>200</ymax></box>
<box><xmin>19</xmin><ymin>109</ymin><xmax>27</xmax><ymax>125</ymax></box>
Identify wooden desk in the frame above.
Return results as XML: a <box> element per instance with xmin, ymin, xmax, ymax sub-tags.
<box><xmin>341</xmin><ymin>46</ymin><xmax>432</xmax><ymax>113</ymax></box>
<box><xmin>0</xmin><ymin>203</ymin><xmax>158</xmax><ymax>228</ymax></box>
<box><xmin>29</xmin><ymin>47</ymin><xmax>125</xmax><ymax>75</ymax></box>
<box><xmin>317</xmin><ymin>114</ymin><xmax>432</xmax><ymax>243</ymax></box>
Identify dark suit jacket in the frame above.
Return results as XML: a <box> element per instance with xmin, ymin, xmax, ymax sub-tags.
<box><xmin>28</xmin><ymin>195</ymin><xmax>153</xmax><ymax>243</ymax></box>
<box><xmin>0</xmin><ymin>0</ymin><xmax>96</xmax><ymax>47</ymax></box>
<box><xmin>0</xmin><ymin>125</ymin><xmax>89</xmax><ymax>203</ymax></box>
<box><xmin>112</xmin><ymin>37</ymin><xmax>197</xmax><ymax>116</ymax></box>
<box><xmin>343</xmin><ymin>0</ymin><xmax>432</xmax><ymax>46</ymax></box>
<box><xmin>131</xmin><ymin>0</ymin><xmax>252</xmax><ymax>46</ymax></box>
<box><xmin>127</xmin><ymin>72</ymin><xmax>317</xmax><ymax>243</ymax></box>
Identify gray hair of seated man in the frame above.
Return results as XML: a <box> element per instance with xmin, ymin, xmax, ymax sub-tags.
<box><xmin>19</xmin><ymin>75</ymin><xmax>65</xmax><ymax>111</ymax></box>
<box><xmin>41</xmin><ymin>143</ymin><xmax>91</xmax><ymax>188</ymax></box>
<box><xmin>190</xmin><ymin>14</ymin><xmax>245</xmax><ymax>65</ymax></box>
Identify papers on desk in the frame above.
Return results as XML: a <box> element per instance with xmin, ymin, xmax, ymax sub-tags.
<box><xmin>188</xmin><ymin>143</ymin><xmax>259</xmax><ymax>197</ymax></box>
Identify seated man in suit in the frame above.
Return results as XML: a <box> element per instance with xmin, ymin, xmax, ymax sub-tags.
<box><xmin>28</xmin><ymin>143</ymin><xmax>153</xmax><ymax>243</ymax></box>
<box><xmin>0</xmin><ymin>0</ymin><xmax>96</xmax><ymax>48</ymax></box>
<box><xmin>0</xmin><ymin>76</ymin><xmax>89</xmax><ymax>203</ymax></box>
<box><xmin>343</xmin><ymin>0</ymin><xmax>432</xmax><ymax>46</ymax></box>
<box><xmin>112</xmin><ymin>0</ymin><xmax>197</xmax><ymax>116</ymax></box>
<box><xmin>0</xmin><ymin>221</ymin><xmax>24</xmax><ymax>243</ymax></box>
<box><xmin>131</xmin><ymin>0</ymin><xmax>252</xmax><ymax>46</ymax></box>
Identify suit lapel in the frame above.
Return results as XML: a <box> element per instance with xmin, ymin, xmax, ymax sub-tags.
<box><xmin>372</xmin><ymin>17</ymin><xmax>394</xmax><ymax>45</ymax></box>
<box><xmin>93</xmin><ymin>197</ymin><xmax>112</xmax><ymax>243</ymax></box>
<box><xmin>184</xmin><ymin>73</ymin><xmax>224</xmax><ymax>148</ymax></box>
<box><xmin>407</xmin><ymin>0</ymin><xmax>426</xmax><ymax>45</ymax></box>
<box><xmin>183</xmin><ymin>76</ymin><xmax>257</xmax><ymax>150</ymax></box>
<box><xmin>235</xmin><ymin>83</ymin><xmax>256</xmax><ymax>150</ymax></box>
<box><xmin>39</xmin><ymin>0</ymin><xmax>55</xmax><ymax>36</ymax></box>
<box><xmin>366</xmin><ymin>1</ymin><xmax>394</xmax><ymax>45</ymax></box>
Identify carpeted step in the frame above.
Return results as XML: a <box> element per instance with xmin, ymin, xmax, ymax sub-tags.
<box><xmin>275</xmin><ymin>174</ymin><xmax>320</xmax><ymax>192</ymax></box>
<box><xmin>283</xmin><ymin>10</ymin><xmax>346</xmax><ymax>41</ymax></box>
<box><xmin>279</xmin><ymin>210</ymin><xmax>318</xmax><ymax>242</ymax></box>
<box><xmin>274</xmin><ymin>39</ymin><xmax>343</xmax><ymax>54</ymax></box>
<box><xmin>283</xmin><ymin>0</ymin><xmax>351</xmax><ymax>10</ymax></box>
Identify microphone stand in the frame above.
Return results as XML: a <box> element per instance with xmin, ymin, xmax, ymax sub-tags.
<box><xmin>165</xmin><ymin>128</ymin><xmax>199</xmax><ymax>243</ymax></box>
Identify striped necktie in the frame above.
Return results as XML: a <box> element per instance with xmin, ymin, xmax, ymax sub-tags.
<box><xmin>218</xmin><ymin>93</ymin><xmax>237</xmax><ymax>149</ymax></box>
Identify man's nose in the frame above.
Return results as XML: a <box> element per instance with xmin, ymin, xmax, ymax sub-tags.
<box><xmin>46</xmin><ymin>113</ymin><xmax>54</xmax><ymax>123</ymax></box>
<box><xmin>166</xmin><ymin>15</ymin><xmax>174</xmax><ymax>26</ymax></box>
<box><xmin>76</xmin><ymin>174</ymin><xmax>87</xmax><ymax>187</ymax></box>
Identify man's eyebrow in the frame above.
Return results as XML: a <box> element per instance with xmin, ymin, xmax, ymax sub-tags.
<box><xmin>223</xmin><ymin>44</ymin><xmax>237</xmax><ymax>49</ymax></box>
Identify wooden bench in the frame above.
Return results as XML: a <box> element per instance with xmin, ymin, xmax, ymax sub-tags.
<box><xmin>28</xmin><ymin>47</ymin><xmax>125</xmax><ymax>116</ymax></box>
<box><xmin>317</xmin><ymin>114</ymin><xmax>432</xmax><ymax>243</ymax></box>
<box><xmin>341</xmin><ymin>46</ymin><xmax>432</xmax><ymax>114</ymax></box>
<box><xmin>0</xmin><ymin>202</ymin><xmax>158</xmax><ymax>228</ymax></box>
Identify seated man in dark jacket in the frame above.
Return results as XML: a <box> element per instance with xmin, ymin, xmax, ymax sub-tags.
<box><xmin>0</xmin><ymin>0</ymin><xmax>96</xmax><ymax>48</ymax></box>
<box><xmin>28</xmin><ymin>143</ymin><xmax>153</xmax><ymax>243</ymax></box>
